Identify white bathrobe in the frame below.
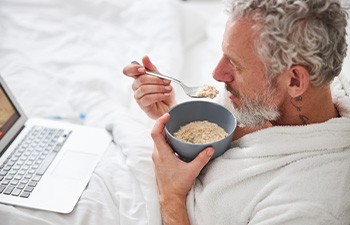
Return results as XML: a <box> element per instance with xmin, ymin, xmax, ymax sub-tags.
<box><xmin>187</xmin><ymin>79</ymin><xmax>350</xmax><ymax>225</ymax></box>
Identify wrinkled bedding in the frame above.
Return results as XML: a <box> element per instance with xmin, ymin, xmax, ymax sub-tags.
<box><xmin>0</xmin><ymin>0</ymin><xmax>226</xmax><ymax>224</ymax></box>
<box><xmin>0</xmin><ymin>0</ymin><xmax>349</xmax><ymax>224</ymax></box>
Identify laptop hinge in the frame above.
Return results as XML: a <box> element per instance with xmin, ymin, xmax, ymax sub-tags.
<box><xmin>0</xmin><ymin>125</ymin><xmax>25</xmax><ymax>158</ymax></box>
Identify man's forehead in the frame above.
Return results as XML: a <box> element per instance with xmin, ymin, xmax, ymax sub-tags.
<box><xmin>222</xmin><ymin>18</ymin><xmax>259</xmax><ymax>58</ymax></box>
<box><xmin>225</xmin><ymin>17</ymin><xmax>262</xmax><ymax>39</ymax></box>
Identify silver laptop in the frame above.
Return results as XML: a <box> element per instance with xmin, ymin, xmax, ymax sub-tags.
<box><xmin>0</xmin><ymin>75</ymin><xmax>112</xmax><ymax>213</ymax></box>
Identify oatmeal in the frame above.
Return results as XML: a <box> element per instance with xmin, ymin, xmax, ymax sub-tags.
<box><xmin>196</xmin><ymin>85</ymin><xmax>219</xmax><ymax>99</ymax></box>
<box><xmin>173</xmin><ymin>120</ymin><xmax>227</xmax><ymax>144</ymax></box>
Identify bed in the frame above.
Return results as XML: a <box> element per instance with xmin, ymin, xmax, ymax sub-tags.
<box><xmin>0</xmin><ymin>0</ymin><xmax>349</xmax><ymax>224</ymax></box>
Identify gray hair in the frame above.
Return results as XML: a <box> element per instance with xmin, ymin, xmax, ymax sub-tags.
<box><xmin>226</xmin><ymin>0</ymin><xmax>349</xmax><ymax>87</ymax></box>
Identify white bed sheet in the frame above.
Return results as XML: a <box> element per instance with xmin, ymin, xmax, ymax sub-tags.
<box><xmin>0</xmin><ymin>0</ymin><xmax>349</xmax><ymax>224</ymax></box>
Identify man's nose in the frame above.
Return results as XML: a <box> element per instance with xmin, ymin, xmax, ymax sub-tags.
<box><xmin>212</xmin><ymin>57</ymin><xmax>234</xmax><ymax>83</ymax></box>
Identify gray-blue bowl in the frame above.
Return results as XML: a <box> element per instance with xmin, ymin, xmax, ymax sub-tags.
<box><xmin>165</xmin><ymin>101</ymin><xmax>236</xmax><ymax>161</ymax></box>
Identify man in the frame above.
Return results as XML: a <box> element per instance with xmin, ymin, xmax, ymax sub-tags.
<box><xmin>123</xmin><ymin>0</ymin><xmax>350</xmax><ymax>224</ymax></box>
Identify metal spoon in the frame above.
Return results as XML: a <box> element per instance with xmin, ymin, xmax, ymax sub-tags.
<box><xmin>131</xmin><ymin>61</ymin><xmax>206</xmax><ymax>98</ymax></box>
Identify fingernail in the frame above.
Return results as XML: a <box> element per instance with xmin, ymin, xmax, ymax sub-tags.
<box><xmin>138</xmin><ymin>67</ymin><xmax>145</xmax><ymax>73</ymax></box>
<box><xmin>163</xmin><ymin>79</ymin><xmax>170</xmax><ymax>84</ymax></box>
<box><xmin>206</xmin><ymin>148</ymin><xmax>214</xmax><ymax>157</ymax></box>
<box><xmin>164</xmin><ymin>86</ymin><xmax>172</xmax><ymax>90</ymax></box>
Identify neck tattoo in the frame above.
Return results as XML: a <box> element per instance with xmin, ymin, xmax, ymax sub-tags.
<box><xmin>290</xmin><ymin>96</ymin><xmax>309</xmax><ymax>125</ymax></box>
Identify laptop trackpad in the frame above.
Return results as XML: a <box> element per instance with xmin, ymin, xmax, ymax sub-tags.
<box><xmin>51</xmin><ymin>151</ymin><xmax>97</xmax><ymax>180</ymax></box>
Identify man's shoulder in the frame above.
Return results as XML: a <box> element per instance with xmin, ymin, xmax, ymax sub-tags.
<box><xmin>269</xmin><ymin>149</ymin><xmax>350</xmax><ymax>218</ymax></box>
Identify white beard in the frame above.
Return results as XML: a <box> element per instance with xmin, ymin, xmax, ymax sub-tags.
<box><xmin>222</xmin><ymin>86</ymin><xmax>280</xmax><ymax>127</ymax></box>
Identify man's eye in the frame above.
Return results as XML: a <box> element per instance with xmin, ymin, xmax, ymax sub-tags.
<box><xmin>229</xmin><ymin>60</ymin><xmax>241</xmax><ymax>71</ymax></box>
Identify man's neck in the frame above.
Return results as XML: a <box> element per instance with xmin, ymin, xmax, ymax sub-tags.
<box><xmin>232</xmin><ymin>86</ymin><xmax>339</xmax><ymax>140</ymax></box>
<box><xmin>273</xmin><ymin>86</ymin><xmax>339</xmax><ymax>126</ymax></box>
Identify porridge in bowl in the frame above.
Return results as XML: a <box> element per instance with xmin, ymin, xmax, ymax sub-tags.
<box><xmin>173</xmin><ymin>120</ymin><xmax>228</xmax><ymax>144</ymax></box>
<box><xmin>165</xmin><ymin>101</ymin><xmax>236</xmax><ymax>160</ymax></box>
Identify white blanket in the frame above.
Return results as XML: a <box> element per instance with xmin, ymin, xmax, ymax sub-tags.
<box><xmin>0</xmin><ymin>0</ymin><xmax>199</xmax><ymax>224</ymax></box>
<box><xmin>187</xmin><ymin>80</ymin><xmax>350</xmax><ymax>225</ymax></box>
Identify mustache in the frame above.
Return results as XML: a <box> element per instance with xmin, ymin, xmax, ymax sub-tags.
<box><xmin>225</xmin><ymin>83</ymin><xmax>240</xmax><ymax>98</ymax></box>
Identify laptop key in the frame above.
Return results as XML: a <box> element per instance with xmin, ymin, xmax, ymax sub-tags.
<box><xmin>24</xmin><ymin>186</ymin><xmax>34</xmax><ymax>193</ymax></box>
<box><xmin>0</xmin><ymin>184</ymin><xmax>6</xmax><ymax>193</ymax></box>
<box><xmin>14</xmin><ymin>175</ymin><xmax>23</xmax><ymax>180</ymax></box>
<box><xmin>24</xmin><ymin>173</ymin><xmax>33</xmax><ymax>179</ymax></box>
<box><xmin>28</xmin><ymin>181</ymin><xmax>38</xmax><ymax>187</ymax></box>
<box><xmin>2</xmin><ymin>166</ymin><xmax>11</xmax><ymax>172</ymax></box>
<box><xmin>36</xmin><ymin>151</ymin><xmax>58</xmax><ymax>175</ymax></box>
<box><xmin>5</xmin><ymin>175</ymin><xmax>14</xmax><ymax>180</ymax></box>
<box><xmin>20</xmin><ymin>191</ymin><xmax>30</xmax><ymax>198</ymax></box>
<box><xmin>11</xmin><ymin>189</ymin><xmax>21</xmax><ymax>196</ymax></box>
<box><xmin>20</xmin><ymin>178</ymin><xmax>29</xmax><ymax>184</ymax></box>
<box><xmin>10</xmin><ymin>180</ymin><xmax>19</xmax><ymax>185</ymax></box>
<box><xmin>17</xmin><ymin>183</ymin><xmax>25</xmax><ymax>189</ymax></box>
<box><xmin>32</xmin><ymin>175</ymin><xmax>41</xmax><ymax>182</ymax></box>
<box><xmin>1</xmin><ymin>179</ymin><xmax>10</xmax><ymax>185</ymax></box>
<box><xmin>0</xmin><ymin>171</ymin><xmax>7</xmax><ymax>176</ymax></box>
<box><xmin>3</xmin><ymin>185</ymin><xmax>16</xmax><ymax>195</ymax></box>
<box><xmin>9</xmin><ymin>170</ymin><xmax>17</xmax><ymax>176</ymax></box>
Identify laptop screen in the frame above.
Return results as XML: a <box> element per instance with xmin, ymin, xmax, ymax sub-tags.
<box><xmin>0</xmin><ymin>84</ymin><xmax>20</xmax><ymax>141</ymax></box>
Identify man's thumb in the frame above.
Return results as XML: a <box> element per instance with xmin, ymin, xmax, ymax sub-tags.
<box><xmin>190</xmin><ymin>147</ymin><xmax>215</xmax><ymax>175</ymax></box>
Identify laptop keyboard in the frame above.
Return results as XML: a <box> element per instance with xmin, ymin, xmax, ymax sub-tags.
<box><xmin>0</xmin><ymin>126</ymin><xmax>70</xmax><ymax>198</ymax></box>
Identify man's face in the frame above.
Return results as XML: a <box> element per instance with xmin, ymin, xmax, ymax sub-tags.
<box><xmin>213</xmin><ymin>18</ymin><xmax>285</xmax><ymax>127</ymax></box>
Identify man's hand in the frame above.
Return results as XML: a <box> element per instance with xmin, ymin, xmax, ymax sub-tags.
<box><xmin>151</xmin><ymin>113</ymin><xmax>214</xmax><ymax>225</ymax></box>
<box><xmin>122</xmin><ymin>56</ymin><xmax>176</xmax><ymax>119</ymax></box>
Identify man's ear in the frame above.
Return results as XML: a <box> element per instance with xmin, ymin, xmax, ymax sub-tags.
<box><xmin>286</xmin><ymin>65</ymin><xmax>310</xmax><ymax>97</ymax></box>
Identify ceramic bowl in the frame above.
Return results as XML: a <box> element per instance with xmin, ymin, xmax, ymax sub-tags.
<box><xmin>165</xmin><ymin>101</ymin><xmax>236</xmax><ymax>161</ymax></box>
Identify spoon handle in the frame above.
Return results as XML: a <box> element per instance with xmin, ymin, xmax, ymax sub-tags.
<box><xmin>131</xmin><ymin>61</ymin><xmax>183</xmax><ymax>87</ymax></box>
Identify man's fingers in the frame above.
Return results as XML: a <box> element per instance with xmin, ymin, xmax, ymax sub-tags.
<box><xmin>132</xmin><ymin>75</ymin><xmax>171</xmax><ymax>91</ymax></box>
<box><xmin>151</xmin><ymin>113</ymin><xmax>174</xmax><ymax>155</ymax></box>
<box><xmin>142</xmin><ymin>55</ymin><xmax>158</xmax><ymax>72</ymax></box>
<box><xmin>189</xmin><ymin>147</ymin><xmax>215</xmax><ymax>176</ymax></box>
<box><xmin>134</xmin><ymin>84</ymin><xmax>172</xmax><ymax>100</ymax></box>
<box><xmin>151</xmin><ymin>113</ymin><xmax>170</xmax><ymax>142</ymax></box>
<box><xmin>123</xmin><ymin>55</ymin><xmax>160</xmax><ymax>79</ymax></box>
<box><xmin>122</xmin><ymin>64</ymin><xmax>145</xmax><ymax>78</ymax></box>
